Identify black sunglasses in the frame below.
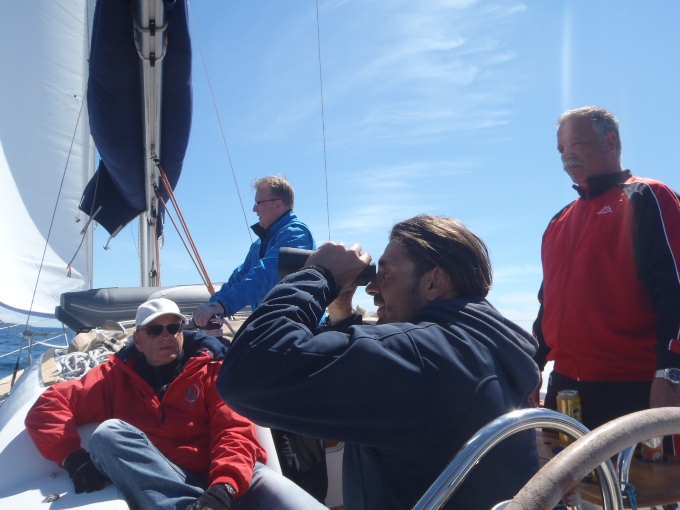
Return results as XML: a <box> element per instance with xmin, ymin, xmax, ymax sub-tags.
<box><xmin>137</xmin><ymin>323</ymin><xmax>184</xmax><ymax>336</ymax></box>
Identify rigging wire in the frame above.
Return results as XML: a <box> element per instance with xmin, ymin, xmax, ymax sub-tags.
<box><xmin>187</xmin><ymin>1</ymin><xmax>252</xmax><ymax>243</ymax></box>
<box><xmin>156</xmin><ymin>163</ymin><xmax>216</xmax><ymax>295</ymax></box>
<box><xmin>14</xmin><ymin>95</ymin><xmax>87</xmax><ymax>390</ymax></box>
<box><xmin>27</xmin><ymin>96</ymin><xmax>86</xmax><ymax>322</ymax></box>
<box><xmin>0</xmin><ymin>318</ymin><xmax>23</xmax><ymax>335</ymax></box>
<box><xmin>315</xmin><ymin>0</ymin><xmax>332</xmax><ymax>241</ymax></box>
<box><xmin>67</xmin><ymin>0</ymin><xmax>97</xmax><ymax>287</ymax></box>
<box><xmin>130</xmin><ymin>222</ymin><xmax>140</xmax><ymax>258</ymax></box>
<box><xmin>155</xmin><ymin>191</ymin><xmax>212</xmax><ymax>292</ymax></box>
<box><xmin>18</xmin><ymin>0</ymin><xmax>92</xmax><ymax>373</ymax></box>
<box><xmin>66</xmin><ymin>215</ymin><xmax>90</xmax><ymax>271</ymax></box>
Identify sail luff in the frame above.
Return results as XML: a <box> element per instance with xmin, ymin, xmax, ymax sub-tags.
<box><xmin>0</xmin><ymin>0</ymin><xmax>94</xmax><ymax>320</ymax></box>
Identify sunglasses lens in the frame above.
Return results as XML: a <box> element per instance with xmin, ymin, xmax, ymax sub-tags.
<box><xmin>166</xmin><ymin>323</ymin><xmax>182</xmax><ymax>335</ymax></box>
<box><xmin>142</xmin><ymin>323</ymin><xmax>183</xmax><ymax>336</ymax></box>
<box><xmin>145</xmin><ymin>325</ymin><xmax>164</xmax><ymax>336</ymax></box>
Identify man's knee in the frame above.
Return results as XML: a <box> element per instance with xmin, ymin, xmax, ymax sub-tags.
<box><xmin>243</xmin><ymin>462</ymin><xmax>326</xmax><ymax>510</ymax></box>
<box><xmin>89</xmin><ymin>419</ymin><xmax>134</xmax><ymax>453</ymax></box>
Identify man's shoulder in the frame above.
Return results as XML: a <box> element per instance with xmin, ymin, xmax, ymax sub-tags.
<box><xmin>535</xmin><ymin>199</ymin><xmax>580</xmax><ymax>241</ymax></box>
<box><xmin>183</xmin><ymin>330</ymin><xmax>229</xmax><ymax>362</ymax></box>
<box><xmin>278</xmin><ymin>212</ymin><xmax>312</xmax><ymax>232</ymax></box>
<box><xmin>627</xmin><ymin>174</ymin><xmax>666</xmax><ymax>185</ymax></box>
<box><xmin>625</xmin><ymin>175</ymin><xmax>679</xmax><ymax>194</ymax></box>
<box><xmin>271</xmin><ymin>212</ymin><xmax>314</xmax><ymax>245</ymax></box>
<box><xmin>546</xmin><ymin>200</ymin><xmax>577</xmax><ymax>224</ymax></box>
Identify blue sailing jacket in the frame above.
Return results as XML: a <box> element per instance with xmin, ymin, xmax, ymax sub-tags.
<box><xmin>218</xmin><ymin>269</ymin><xmax>541</xmax><ymax>510</ymax></box>
<box><xmin>210</xmin><ymin>211</ymin><xmax>314</xmax><ymax>316</ymax></box>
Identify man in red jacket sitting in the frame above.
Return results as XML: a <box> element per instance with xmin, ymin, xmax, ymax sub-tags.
<box><xmin>25</xmin><ymin>298</ymin><xmax>324</xmax><ymax>510</ymax></box>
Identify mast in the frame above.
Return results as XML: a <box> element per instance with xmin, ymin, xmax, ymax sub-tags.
<box><xmin>135</xmin><ymin>0</ymin><xmax>167</xmax><ymax>287</ymax></box>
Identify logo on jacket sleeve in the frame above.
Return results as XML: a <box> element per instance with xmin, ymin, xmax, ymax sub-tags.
<box><xmin>596</xmin><ymin>206</ymin><xmax>613</xmax><ymax>215</ymax></box>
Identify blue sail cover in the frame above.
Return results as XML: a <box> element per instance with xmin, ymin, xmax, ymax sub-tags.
<box><xmin>80</xmin><ymin>0</ymin><xmax>192</xmax><ymax>236</ymax></box>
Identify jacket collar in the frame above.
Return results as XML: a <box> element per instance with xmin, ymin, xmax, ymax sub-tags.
<box><xmin>573</xmin><ymin>170</ymin><xmax>632</xmax><ymax>199</ymax></box>
<box><xmin>250</xmin><ymin>210</ymin><xmax>295</xmax><ymax>240</ymax></box>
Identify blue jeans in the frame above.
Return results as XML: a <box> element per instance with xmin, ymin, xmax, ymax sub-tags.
<box><xmin>88</xmin><ymin>419</ymin><xmax>327</xmax><ymax>510</ymax></box>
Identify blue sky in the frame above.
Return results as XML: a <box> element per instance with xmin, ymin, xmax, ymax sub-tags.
<box><xmin>88</xmin><ymin>0</ymin><xmax>680</xmax><ymax>331</ymax></box>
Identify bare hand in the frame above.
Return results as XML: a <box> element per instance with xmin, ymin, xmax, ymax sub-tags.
<box><xmin>528</xmin><ymin>372</ymin><xmax>543</xmax><ymax>408</ymax></box>
<box><xmin>650</xmin><ymin>377</ymin><xmax>680</xmax><ymax>408</ymax></box>
<box><xmin>326</xmin><ymin>282</ymin><xmax>358</xmax><ymax>325</ymax></box>
<box><xmin>305</xmin><ymin>242</ymin><xmax>372</xmax><ymax>291</ymax></box>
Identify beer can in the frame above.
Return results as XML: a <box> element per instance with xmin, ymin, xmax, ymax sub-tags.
<box><xmin>556</xmin><ymin>390</ymin><xmax>582</xmax><ymax>447</ymax></box>
<box><xmin>640</xmin><ymin>436</ymin><xmax>664</xmax><ymax>463</ymax></box>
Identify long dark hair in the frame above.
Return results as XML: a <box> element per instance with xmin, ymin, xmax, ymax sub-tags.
<box><xmin>390</xmin><ymin>214</ymin><xmax>492</xmax><ymax>297</ymax></box>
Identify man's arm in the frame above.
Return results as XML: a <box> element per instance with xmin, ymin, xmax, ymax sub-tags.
<box><xmin>650</xmin><ymin>378</ymin><xmax>680</xmax><ymax>407</ymax></box>
<box><xmin>532</xmin><ymin>283</ymin><xmax>551</xmax><ymax>374</ymax></box>
<box><xmin>204</xmin><ymin>364</ymin><xmax>266</xmax><ymax>495</ymax></box>
<box><xmin>211</xmin><ymin>223</ymin><xmax>314</xmax><ymax>316</ymax></box>
<box><xmin>25</xmin><ymin>363</ymin><xmax>113</xmax><ymax>466</ymax></box>
<box><xmin>218</xmin><ymin>244</ymin><xmax>439</xmax><ymax>447</ymax></box>
<box><xmin>628</xmin><ymin>181</ymin><xmax>680</xmax><ymax>407</ymax></box>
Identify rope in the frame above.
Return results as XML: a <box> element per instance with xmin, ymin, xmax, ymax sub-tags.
<box><xmin>156</xmin><ymin>164</ymin><xmax>215</xmax><ymax>295</ymax></box>
<box><xmin>187</xmin><ymin>1</ymin><xmax>251</xmax><ymax>243</ymax></box>
<box><xmin>315</xmin><ymin>0</ymin><xmax>332</xmax><ymax>241</ymax></box>
<box><xmin>56</xmin><ymin>347</ymin><xmax>113</xmax><ymax>382</ymax></box>
<box><xmin>621</xmin><ymin>481</ymin><xmax>638</xmax><ymax>510</ymax></box>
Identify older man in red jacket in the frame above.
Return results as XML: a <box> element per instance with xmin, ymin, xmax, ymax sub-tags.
<box><xmin>25</xmin><ymin>298</ymin><xmax>324</xmax><ymax>510</ymax></box>
<box><xmin>534</xmin><ymin>106</ymin><xmax>680</xmax><ymax>431</ymax></box>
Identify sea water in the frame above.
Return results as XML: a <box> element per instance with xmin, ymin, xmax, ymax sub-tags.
<box><xmin>0</xmin><ymin>326</ymin><xmax>74</xmax><ymax>379</ymax></box>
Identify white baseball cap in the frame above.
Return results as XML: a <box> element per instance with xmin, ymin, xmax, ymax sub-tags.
<box><xmin>135</xmin><ymin>298</ymin><xmax>186</xmax><ymax>327</ymax></box>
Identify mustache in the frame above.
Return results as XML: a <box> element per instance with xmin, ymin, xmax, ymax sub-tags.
<box><xmin>563</xmin><ymin>158</ymin><xmax>582</xmax><ymax>170</ymax></box>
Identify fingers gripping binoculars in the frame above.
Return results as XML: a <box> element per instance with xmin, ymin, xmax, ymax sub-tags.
<box><xmin>278</xmin><ymin>247</ymin><xmax>376</xmax><ymax>286</ymax></box>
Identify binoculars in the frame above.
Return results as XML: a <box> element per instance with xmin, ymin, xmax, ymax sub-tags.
<box><xmin>278</xmin><ymin>247</ymin><xmax>376</xmax><ymax>286</ymax></box>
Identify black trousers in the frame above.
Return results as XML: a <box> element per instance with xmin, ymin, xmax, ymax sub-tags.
<box><xmin>270</xmin><ymin>429</ymin><xmax>328</xmax><ymax>503</ymax></box>
<box><xmin>544</xmin><ymin>370</ymin><xmax>652</xmax><ymax>431</ymax></box>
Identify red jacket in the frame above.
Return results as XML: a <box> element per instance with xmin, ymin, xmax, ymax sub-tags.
<box><xmin>25</xmin><ymin>332</ymin><xmax>266</xmax><ymax>495</ymax></box>
<box><xmin>534</xmin><ymin>171</ymin><xmax>680</xmax><ymax>381</ymax></box>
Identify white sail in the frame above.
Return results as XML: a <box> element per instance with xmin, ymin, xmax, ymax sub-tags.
<box><xmin>0</xmin><ymin>0</ymin><xmax>94</xmax><ymax>319</ymax></box>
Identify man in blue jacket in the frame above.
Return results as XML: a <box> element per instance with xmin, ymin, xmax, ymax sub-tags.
<box><xmin>192</xmin><ymin>175</ymin><xmax>328</xmax><ymax>502</ymax></box>
<box><xmin>217</xmin><ymin>214</ymin><xmax>541</xmax><ymax>510</ymax></box>
<box><xmin>193</xmin><ymin>175</ymin><xmax>315</xmax><ymax>324</ymax></box>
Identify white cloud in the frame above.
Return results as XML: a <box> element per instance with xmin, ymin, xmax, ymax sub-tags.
<box><xmin>236</xmin><ymin>0</ymin><xmax>528</xmax><ymax>147</ymax></box>
<box><xmin>321</xmin><ymin>1</ymin><xmax>526</xmax><ymax>145</ymax></box>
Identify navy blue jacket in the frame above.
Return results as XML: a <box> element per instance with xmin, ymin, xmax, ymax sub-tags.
<box><xmin>218</xmin><ymin>269</ymin><xmax>540</xmax><ymax>510</ymax></box>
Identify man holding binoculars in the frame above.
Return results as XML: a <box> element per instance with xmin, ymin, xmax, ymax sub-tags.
<box><xmin>217</xmin><ymin>214</ymin><xmax>541</xmax><ymax>510</ymax></box>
